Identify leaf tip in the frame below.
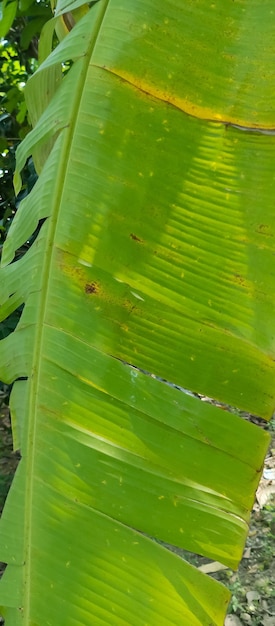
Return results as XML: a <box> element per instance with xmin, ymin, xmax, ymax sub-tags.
<box><xmin>13</xmin><ymin>171</ymin><xmax>22</xmax><ymax>197</ymax></box>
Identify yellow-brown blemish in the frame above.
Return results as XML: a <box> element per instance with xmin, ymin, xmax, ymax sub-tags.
<box><xmin>85</xmin><ymin>282</ymin><xmax>98</xmax><ymax>294</ymax></box>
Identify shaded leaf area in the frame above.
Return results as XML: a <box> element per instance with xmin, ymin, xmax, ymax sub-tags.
<box><xmin>0</xmin><ymin>1</ymin><xmax>274</xmax><ymax>625</ymax></box>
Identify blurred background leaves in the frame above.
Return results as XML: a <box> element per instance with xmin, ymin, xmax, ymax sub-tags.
<box><xmin>0</xmin><ymin>0</ymin><xmax>51</xmax><ymax>247</ymax></box>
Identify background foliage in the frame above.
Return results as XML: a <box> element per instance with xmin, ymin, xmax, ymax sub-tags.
<box><xmin>0</xmin><ymin>0</ymin><xmax>50</xmax><ymax>245</ymax></box>
<box><xmin>0</xmin><ymin>0</ymin><xmax>50</xmax><ymax>339</ymax></box>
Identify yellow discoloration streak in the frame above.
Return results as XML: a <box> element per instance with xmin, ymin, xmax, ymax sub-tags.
<box><xmin>95</xmin><ymin>66</ymin><xmax>273</xmax><ymax>129</ymax></box>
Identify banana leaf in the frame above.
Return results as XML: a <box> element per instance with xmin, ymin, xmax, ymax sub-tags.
<box><xmin>0</xmin><ymin>1</ymin><xmax>273</xmax><ymax>624</ymax></box>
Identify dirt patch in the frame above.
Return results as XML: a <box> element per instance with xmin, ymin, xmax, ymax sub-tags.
<box><xmin>0</xmin><ymin>401</ymin><xmax>20</xmax><ymax>578</ymax></box>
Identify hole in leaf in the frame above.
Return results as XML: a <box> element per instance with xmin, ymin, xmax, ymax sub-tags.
<box><xmin>0</xmin><ymin>563</ymin><xmax>7</xmax><ymax>581</ymax></box>
<box><xmin>117</xmin><ymin>357</ymin><xmax>266</xmax><ymax>425</ymax></box>
<box><xmin>13</xmin><ymin>217</ymin><xmax>46</xmax><ymax>262</ymax></box>
<box><xmin>0</xmin><ymin>304</ymin><xmax>24</xmax><ymax>340</ymax></box>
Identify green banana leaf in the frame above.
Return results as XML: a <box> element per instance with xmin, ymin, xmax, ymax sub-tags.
<box><xmin>0</xmin><ymin>0</ymin><xmax>17</xmax><ymax>38</ymax></box>
<box><xmin>0</xmin><ymin>1</ymin><xmax>273</xmax><ymax>624</ymax></box>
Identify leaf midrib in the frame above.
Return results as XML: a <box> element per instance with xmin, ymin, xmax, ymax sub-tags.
<box><xmin>23</xmin><ymin>2</ymin><xmax>110</xmax><ymax>622</ymax></box>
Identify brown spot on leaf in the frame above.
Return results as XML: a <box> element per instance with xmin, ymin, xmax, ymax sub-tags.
<box><xmin>256</xmin><ymin>224</ymin><xmax>273</xmax><ymax>236</ymax></box>
<box><xmin>130</xmin><ymin>233</ymin><xmax>143</xmax><ymax>243</ymax></box>
<box><xmin>233</xmin><ymin>273</ymin><xmax>247</xmax><ymax>287</ymax></box>
<box><xmin>85</xmin><ymin>282</ymin><xmax>98</xmax><ymax>294</ymax></box>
